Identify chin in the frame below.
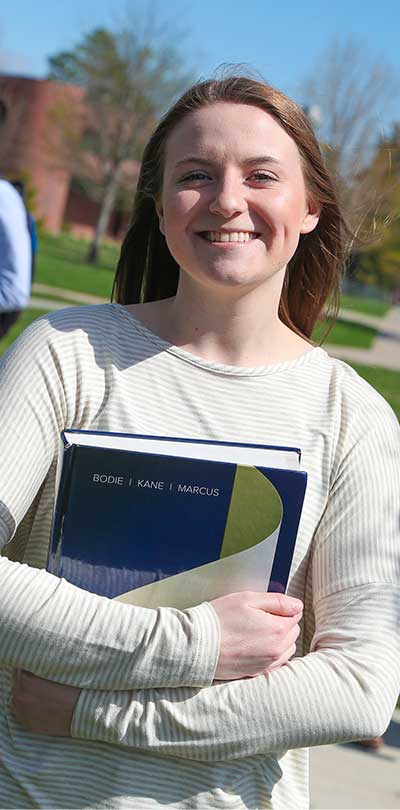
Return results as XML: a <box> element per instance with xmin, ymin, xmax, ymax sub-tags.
<box><xmin>202</xmin><ymin>271</ymin><xmax>268</xmax><ymax>292</ymax></box>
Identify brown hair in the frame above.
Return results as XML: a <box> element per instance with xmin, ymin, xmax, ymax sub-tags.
<box><xmin>113</xmin><ymin>75</ymin><xmax>351</xmax><ymax>338</ymax></box>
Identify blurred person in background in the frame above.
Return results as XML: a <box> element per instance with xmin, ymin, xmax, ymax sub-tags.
<box><xmin>0</xmin><ymin>178</ymin><xmax>32</xmax><ymax>339</ymax></box>
<box><xmin>11</xmin><ymin>179</ymin><xmax>39</xmax><ymax>283</ymax></box>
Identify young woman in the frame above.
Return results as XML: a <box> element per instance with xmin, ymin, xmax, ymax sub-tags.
<box><xmin>1</xmin><ymin>76</ymin><xmax>399</xmax><ymax>810</ymax></box>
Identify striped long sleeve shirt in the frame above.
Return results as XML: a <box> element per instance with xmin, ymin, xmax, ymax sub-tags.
<box><xmin>0</xmin><ymin>304</ymin><xmax>399</xmax><ymax>810</ymax></box>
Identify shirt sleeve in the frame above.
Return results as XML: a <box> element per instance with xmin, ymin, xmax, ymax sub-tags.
<box><xmin>71</xmin><ymin>392</ymin><xmax>400</xmax><ymax>758</ymax></box>
<box><xmin>0</xmin><ymin>316</ymin><xmax>220</xmax><ymax>691</ymax></box>
<box><xmin>0</xmin><ymin>188</ymin><xmax>31</xmax><ymax>311</ymax></box>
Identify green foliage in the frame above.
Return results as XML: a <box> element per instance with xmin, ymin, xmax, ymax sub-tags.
<box><xmin>47</xmin><ymin>22</ymin><xmax>193</xmax><ymax>262</ymax></box>
<box><xmin>47</xmin><ymin>25</ymin><xmax>191</xmax><ymax>168</ymax></box>
<box><xmin>355</xmin><ymin>230</ymin><xmax>400</xmax><ymax>293</ymax></box>
<box><xmin>351</xmin><ymin>125</ymin><xmax>400</xmax><ymax>293</ymax></box>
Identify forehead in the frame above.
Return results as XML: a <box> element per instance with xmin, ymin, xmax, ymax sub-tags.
<box><xmin>164</xmin><ymin>102</ymin><xmax>302</xmax><ymax>168</ymax></box>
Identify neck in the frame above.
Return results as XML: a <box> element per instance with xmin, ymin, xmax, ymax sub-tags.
<box><xmin>136</xmin><ymin>273</ymin><xmax>311</xmax><ymax>367</ymax></box>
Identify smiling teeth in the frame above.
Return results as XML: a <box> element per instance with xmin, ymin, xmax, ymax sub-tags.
<box><xmin>205</xmin><ymin>231</ymin><xmax>258</xmax><ymax>243</ymax></box>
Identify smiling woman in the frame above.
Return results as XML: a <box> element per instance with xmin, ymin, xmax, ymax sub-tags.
<box><xmin>114</xmin><ymin>76</ymin><xmax>348</xmax><ymax>344</ymax></box>
<box><xmin>155</xmin><ymin>103</ymin><xmax>319</xmax><ymax>309</ymax></box>
<box><xmin>0</xmin><ymin>74</ymin><xmax>399</xmax><ymax>810</ymax></box>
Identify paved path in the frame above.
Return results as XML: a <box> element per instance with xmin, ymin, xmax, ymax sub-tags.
<box><xmin>30</xmin><ymin>285</ymin><xmax>400</xmax><ymax>371</ymax></box>
<box><xmin>310</xmin><ymin>710</ymin><xmax>400</xmax><ymax>809</ymax></box>
<box><xmin>31</xmin><ymin>282</ymin><xmax>108</xmax><ymax>306</ymax></box>
<box><xmin>324</xmin><ymin>306</ymin><xmax>400</xmax><ymax>371</ymax></box>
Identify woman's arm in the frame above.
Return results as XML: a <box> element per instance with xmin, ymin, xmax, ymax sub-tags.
<box><xmin>70</xmin><ymin>582</ymin><xmax>399</xmax><ymax>759</ymax></box>
<box><xmin>0</xmin><ymin>315</ymin><xmax>219</xmax><ymax>690</ymax></box>
<box><xmin>69</xmin><ymin>398</ymin><xmax>400</xmax><ymax>757</ymax></box>
<box><xmin>1</xmin><ymin>314</ymin><xmax>303</xmax><ymax>692</ymax></box>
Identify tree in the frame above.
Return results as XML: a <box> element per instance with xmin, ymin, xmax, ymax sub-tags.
<box><xmin>353</xmin><ymin>125</ymin><xmax>400</xmax><ymax>293</ymax></box>
<box><xmin>48</xmin><ymin>23</ymin><xmax>192</xmax><ymax>263</ymax></box>
<box><xmin>300</xmin><ymin>38</ymin><xmax>399</xmax><ymax>229</ymax></box>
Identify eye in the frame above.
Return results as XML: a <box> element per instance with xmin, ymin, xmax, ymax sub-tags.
<box><xmin>179</xmin><ymin>171</ymin><xmax>211</xmax><ymax>183</ymax></box>
<box><xmin>249</xmin><ymin>171</ymin><xmax>278</xmax><ymax>184</ymax></box>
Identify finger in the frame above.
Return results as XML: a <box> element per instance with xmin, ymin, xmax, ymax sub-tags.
<box><xmin>285</xmin><ymin>621</ymin><xmax>301</xmax><ymax>647</ymax></box>
<box><xmin>244</xmin><ymin>591</ymin><xmax>303</xmax><ymax>616</ymax></box>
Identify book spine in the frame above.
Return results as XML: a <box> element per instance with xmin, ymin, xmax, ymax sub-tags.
<box><xmin>47</xmin><ymin>444</ymin><xmax>77</xmax><ymax>574</ymax></box>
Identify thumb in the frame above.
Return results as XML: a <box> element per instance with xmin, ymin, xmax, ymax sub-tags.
<box><xmin>245</xmin><ymin>591</ymin><xmax>303</xmax><ymax>616</ymax></box>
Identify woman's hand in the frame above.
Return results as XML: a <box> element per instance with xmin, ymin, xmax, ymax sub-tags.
<box><xmin>211</xmin><ymin>591</ymin><xmax>303</xmax><ymax>680</ymax></box>
<box><xmin>11</xmin><ymin>669</ymin><xmax>80</xmax><ymax>736</ymax></box>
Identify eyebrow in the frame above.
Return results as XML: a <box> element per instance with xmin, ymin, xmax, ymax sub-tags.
<box><xmin>174</xmin><ymin>155</ymin><xmax>282</xmax><ymax>168</ymax></box>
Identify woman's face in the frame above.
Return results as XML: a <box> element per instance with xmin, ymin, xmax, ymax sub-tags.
<box><xmin>156</xmin><ymin>102</ymin><xmax>319</xmax><ymax>295</ymax></box>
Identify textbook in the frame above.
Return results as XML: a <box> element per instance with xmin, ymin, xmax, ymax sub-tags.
<box><xmin>47</xmin><ymin>430</ymin><xmax>307</xmax><ymax>609</ymax></box>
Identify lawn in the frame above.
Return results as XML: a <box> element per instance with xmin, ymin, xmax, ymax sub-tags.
<box><xmin>340</xmin><ymin>294</ymin><xmax>390</xmax><ymax>318</ymax></box>
<box><xmin>36</xmin><ymin>232</ymin><xmax>119</xmax><ymax>298</ymax></box>
<box><xmin>313</xmin><ymin>318</ymin><xmax>377</xmax><ymax>348</ymax></box>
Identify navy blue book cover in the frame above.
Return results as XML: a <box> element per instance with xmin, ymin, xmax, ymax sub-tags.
<box><xmin>48</xmin><ymin>436</ymin><xmax>307</xmax><ymax>607</ymax></box>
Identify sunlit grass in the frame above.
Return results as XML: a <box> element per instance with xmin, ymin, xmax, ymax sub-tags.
<box><xmin>340</xmin><ymin>294</ymin><xmax>390</xmax><ymax>317</ymax></box>
<box><xmin>313</xmin><ymin>319</ymin><xmax>377</xmax><ymax>348</ymax></box>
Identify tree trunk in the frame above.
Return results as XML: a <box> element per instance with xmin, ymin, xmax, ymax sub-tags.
<box><xmin>87</xmin><ymin>165</ymin><xmax>123</xmax><ymax>264</ymax></box>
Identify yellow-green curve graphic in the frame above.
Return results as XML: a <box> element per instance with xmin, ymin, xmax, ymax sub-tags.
<box><xmin>115</xmin><ymin>464</ymin><xmax>283</xmax><ymax>609</ymax></box>
<box><xmin>220</xmin><ymin>465</ymin><xmax>283</xmax><ymax>559</ymax></box>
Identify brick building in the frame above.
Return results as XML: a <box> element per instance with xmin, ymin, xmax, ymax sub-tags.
<box><xmin>0</xmin><ymin>75</ymin><xmax>136</xmax><ymax>237</ymax></box>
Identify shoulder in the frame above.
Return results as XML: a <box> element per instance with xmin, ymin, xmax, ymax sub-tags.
<box><xmin>1</xmin><ymin>304</ymin><xmax>123</xmax><ymax>366</ymax></box>
<box><xmin>0</xmin><ymin>179</ymin><xmax>17</xmax><ymax>202</ymax></box>
<box><xmin>0</xmin><ymin>305</ymin><xmax>129</xmax><ymax>423</ymax></box>
<box><xmin>294</xmin><ymin>348</ymin><xmax>397</xmax><ymax>431</ymax></box>
<box><xmin>19</xmin><ymin>302</ymin><xmax>119</xmax><ymax>336</ymax></box>
<box><xmin>318</xmin><ymin>354</ymin><xmax>400</xmax><ymax>480</ymax></box>
<box><xmin>0</xmin><ymin>180</ymin><xmax>27</xmax><ymax>229</ymax></box>
<box><xmin>324</xmin><ymin>354</ymin><xmax>397</xmax><ymax>427</ymax></box>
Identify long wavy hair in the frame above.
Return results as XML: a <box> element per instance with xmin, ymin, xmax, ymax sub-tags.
<box><xmin>113</xmin><ymin>75</ymin><xmax>351</xmax><ymax>338</ymax></box>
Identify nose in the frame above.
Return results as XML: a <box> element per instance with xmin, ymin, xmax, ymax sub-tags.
<box><xmin>208</xmin><ymin>172</ymin><xmax>247</xmax><ymax>218</ymax></box>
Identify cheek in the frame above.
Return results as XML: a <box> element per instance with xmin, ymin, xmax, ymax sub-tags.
<box><xmin>164</xmin><ymin>190</ymin><xmax>204</xmax><ymax>230</ymax></box>
<box><xmin>271</xmin><ymin>192</ymin><xmax>308</xmax><ymax>237</ymax></box>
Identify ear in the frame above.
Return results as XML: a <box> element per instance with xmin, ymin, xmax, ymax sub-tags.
<box><xmin>155</xmin><ymin>199</ymin><xmax>165</xmax><ymax>236</ymax></box>
<box><xmin>300</xmin><ymin>199</ymin><xmax>320</xmax><ymax>235</ymax></box>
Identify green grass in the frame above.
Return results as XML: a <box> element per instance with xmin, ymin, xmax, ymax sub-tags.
<box><xmin>40</xmin><ymin>232</ymin><xmax>120</xmax><ymax>271</ymax></box>
<box><xmin>343</xmin><ymin>362</ymin><xmax>400</xmax><ymax>420</ymax></box>
<box><xmin>0</xmin><ymin>309</ymin><xmax>51</xmax><ymax>356</ymax></box>
<box><xmin>36</xmin><ymin>233</ymin><xmax>118</xmax><ymax>298</ymax></box>
<box><xmin>314</xmin><ymin>318</ymin><xmax>378</xmax><ymax>348</ymax></box>
<box><xmin>340</xmin><ymin>295</ymin><xmax>390</xmax><ymax>318</ymax></box>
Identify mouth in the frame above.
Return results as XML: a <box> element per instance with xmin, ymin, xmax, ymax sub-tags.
<box><xmin>198</xmin><ymin>231</ymin><xmax>261</xmax><ymax>244</ymax></box>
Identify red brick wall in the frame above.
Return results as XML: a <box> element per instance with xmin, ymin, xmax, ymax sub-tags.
<box><xmin>64</xmin><ymin>188</ymin><xmax>130</xmax><ymax>240</ymax></box>
<box><xmin>0</xmin><ymin>76</ymin><xmax>84</xmax><ymax>231</ymax></box>
<box><xmin>0</xmin><ymin>75</ymin><xmax>136</xmax><ymax>238</ymax></box>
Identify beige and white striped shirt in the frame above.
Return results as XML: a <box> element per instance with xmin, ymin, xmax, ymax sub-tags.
<box><xmin>0</xmin><ymin>304</ymin><xmax>399</xmax><ymax>809</ymax></box>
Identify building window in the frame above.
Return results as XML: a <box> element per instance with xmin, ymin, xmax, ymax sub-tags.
<box><xmin>0</xmin><ymin>99</ymin><xmax>7</xmax><ymax>125</ymax></box>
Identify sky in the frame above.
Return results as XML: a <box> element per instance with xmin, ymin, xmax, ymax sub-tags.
<box><xmin>1</xmin><ymin>0</ymin><xmax>399</xmax><ymax>131</ymax></box>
